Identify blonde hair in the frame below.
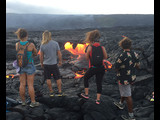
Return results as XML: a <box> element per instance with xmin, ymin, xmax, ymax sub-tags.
<box><xmin>119</xmin><ymin>37</ymin><xmax>132</xmax><ymax>49</ymax></box>
<box><xmin>84</xmin><ymin>30</ymin><xmax>100</xmax><ymax>44</ymax></box>
<box><xmin>41</xmin><ymin>30</ymin><xmax>52</xmax><ymax>45</ymax></box>
<box><xmin>15</xmin><ymin>28</ymin><xmax>28</xmax><ymax>40</ymax></box>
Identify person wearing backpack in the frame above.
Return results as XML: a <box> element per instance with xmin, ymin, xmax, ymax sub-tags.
<box><xmin>15</xmin><ymin>28</ymin><xmax>40</xmax><ymax>107</ymax></box>
<box><xmin>40</xmin><ymin>30</ymin><xmax>64</xmax><ymax>97</ymax></box>
<box><xmin>79</xmin><ymin>30</ymin><xmax>108</xmax><ymax>104</ymax></box>
<box><xmin>114</xmin><ymin>37</ymin><xmax>140</xmax><ymax>120</ymax></box>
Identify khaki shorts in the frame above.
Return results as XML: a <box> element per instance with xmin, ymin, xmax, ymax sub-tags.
<box><xmin>119</xmin><ymin>84</ymin><xmax>131</xmax><ymax>97</ymax></box>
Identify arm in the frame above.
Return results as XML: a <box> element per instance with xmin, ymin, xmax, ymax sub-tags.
<box><xmin>134</xmin><ymin>52</ymin><xmax>140</xmax><ymax>69</ymax></box>
<box><xmin>102</xmin><ymin>46</ymin><xmax>108</xmax><ymax>59</ymax></box>
<box><xmin>40</xmin><ymin>51</ymin><xmax>44</xmax><ymax>68</ymax></box>
<box><xmin>86</xmin><ymin>45</ymin><xmax>92</xmax><ymax>60</ymax></box>
<box><xmin>114</xmin><ymin>53</ymin><xmax>123</xmax><ymax>72</ymax></box>
<box><xmin>31</xmin><ymin>43</ymin><xmax>37</xmax><ymax>56</ymax></box>
<box><xmin>15</xmin><ymin>42</ymin><xmax>19</xmax><ymax>51</ymax></box>
<box><xmin>57</xmin><ymin>50</ymin><xmax>62</xmax><ymax>66</ymax></box>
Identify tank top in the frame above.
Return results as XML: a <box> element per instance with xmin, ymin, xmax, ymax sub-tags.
<box><xmin>19</xmin><ymin>41</ymin><xmax>33</xmax><ymax>63</ymax></box>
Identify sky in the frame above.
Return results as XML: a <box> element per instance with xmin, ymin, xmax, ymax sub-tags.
<box><xmin>6</xmin><ymin>0</ymin><xmax>154</xmax><ymax>14</ymax></box>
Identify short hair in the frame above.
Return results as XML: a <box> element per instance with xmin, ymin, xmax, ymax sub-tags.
<box><xmin>119</xmin><ymin>37</ymin><xmax>132</xmax><ymax>49</ymax></box>
<box><xmin>84</xmin><ymin>30</ymin><xmax>100</xmax><ymax>44</ymax></box>
<box><xmin>15</xmin><ymin>28</ymin><xmax>28</xmax><ymax>40</ymax></box>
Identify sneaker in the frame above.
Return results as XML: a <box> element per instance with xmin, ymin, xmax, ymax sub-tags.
<box><xmin>55</xmin><ymin>92</ymin><xmax>66</xmax><ymax>97</ymax></box>
<box><xmin>121</xmin><ymin>115</ymin><xmax>136</xmax><ymax>120</ymax></box>
<box><xmin>79</xmin><ymin>93</ymin><xmax>89</xmax><ymax>99</ymax></box>
<box><xmin>114</xmin><ymin>101</ymin><xmax>125</xmax><ymax>109</ymax></box>
<box><xmin>29</xmin><ymin>102</ymin><xmax>40</xmax><ymax>108</ymax></box>
<box><xmin>49</xmin><ymin>91</ymin><xmax>54</xmax><ymax>97</ymax></box>
<box><xmin>95</xmin><ymin>100</ymin><xmax>100</xmax><ymax>104</ymax></box>
<box><xmin>21</xmin><ymin>101</ymin><xmax>27</xmax><ymax>106</ymax></box>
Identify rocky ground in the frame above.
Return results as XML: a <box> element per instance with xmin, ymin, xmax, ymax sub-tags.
<box><xmin>6</xmin><ymin>26</ymin><xmax>154</xmax><ymax>120</ymax></box>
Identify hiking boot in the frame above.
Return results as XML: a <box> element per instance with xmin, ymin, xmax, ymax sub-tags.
<box><xmin>49</xmin><ymin>91</ymin><xmax>55</xmax><ymax>97</ymax></box>
<box><xmin>79</xmin><ymin>93</ymin><xmax>89</xmax><ymax>99</ymax></box>
<box><xmin>21</xmin><ymin>101</ymin><xmax>27</xmax><ymax>106</ymax></box>
<box><xmin>121</xmin><ymin>115</ymin><xmax>136</xmax><ymax>120</ymax></box>
<box><xmin>29</xmin><ymin>102</ymin><xmax>40</xmax><ymax>108</ymax></box>
<box><xmin>114</xmin><ymin>101</ymin><xmax>125</xmax><ymax>109</ymax></box>
<box><xmin>95</xmin><ymin>100</ymin><xmax>100</xmax><ymax>105</ymax></box>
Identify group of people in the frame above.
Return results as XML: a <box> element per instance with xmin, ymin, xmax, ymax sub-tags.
<box><xmin>14</xmin><ymin>28</ymin><xmax>140</xmax><ymax>120</ymax></box>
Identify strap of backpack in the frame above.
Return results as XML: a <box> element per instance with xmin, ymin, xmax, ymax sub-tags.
<box><xmin>18</xmin><ymin>42</ymin><xmax>30</xmax><ymax>50</ymax></box>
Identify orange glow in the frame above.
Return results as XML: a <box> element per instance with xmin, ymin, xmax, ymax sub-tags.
<box><xmin>64</xmin><ymin>42</ymin><xmax>89</xmax><ymax>56</ymax></box>
<box><xmin>6</xmin><ymin>74</ymin><xmax>15</xmax><ymax>79</ymax></box>
<box><xmin>38</xmin><ymin>50</ymin><xmax>40</xmax><ymax>55</ymax></box>
<box><xmin>103</xmin><ymin>59</ymin><xmax>112</xmax><ymax>71</ymax></box>
<box><xmin>74</xmin><ymin>73</ymin><xmax>84</xmax><ymax>79</ymax></box>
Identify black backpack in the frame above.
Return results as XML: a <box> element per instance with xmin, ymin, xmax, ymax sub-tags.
<box><xmin>90</xmin><ymin>45</ymin><xmax>104</xmax><ymax>67</ymax></box>
<box><xmin>16</xmin><ymin>42</ymin><xmax>30</xmax><ymax>68</ymax></box>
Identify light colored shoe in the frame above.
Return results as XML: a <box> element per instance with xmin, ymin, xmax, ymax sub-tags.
<box><xmin>49</xmin><ymin>91</ymin><xmax>55</xmax><ymax>97</ymax></box>
<box><xmin>114</xmin><ymin>101</ymin><xmax>125</xmax><ymax>109</ymax></box>
<box><xmin>79</xmin><ymin>93</ymin><xmax>89</xmax><ymax>99</ymax></box>
<box><xmin>55</xmin><ymin>92</ymin><xmax>66</xmax><ymax>97</ymax></box>
<box><xmin>29</xmin><ymin>102</ymin><xmax>40</xmax><ymax>108</ymax></box>
<box><xmin>121</xmin><ymin>115</ymin><xmax>136</xmax><ymax>120</ymax></box>
<box><xmin>21</xmin><ymin>101</ymin><xmax>27</xmax><ymax>106</ymax></box>
<box><xmin>95</xmin><ymin>100</ymin><xmax>100</xmax><ymax>105</ymax></box>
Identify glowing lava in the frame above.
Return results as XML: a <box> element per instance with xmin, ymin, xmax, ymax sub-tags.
<box><xmin>64</xmin><ymin>42</ymin><xmax>89</xmax><ymax>55</ymax></box>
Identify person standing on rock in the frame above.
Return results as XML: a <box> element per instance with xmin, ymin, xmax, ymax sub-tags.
<box><xmin>79</xmin><ymin>30</ymin><xmax>108</xmax><ymax>104</ymax></box>
<box><xmin>114</xmin><ymin>36</ymin><xmax>140</xmax><ymax>120</ymax></box>
<box><xmin>40</xmin><ymin>30</ymin><xmax>64</xmax><ymax>97</ymax></box>
<box><xmin>15</xmin><ymin>28</ymin><xmax>40</xmax><ymax>107</ymax></box>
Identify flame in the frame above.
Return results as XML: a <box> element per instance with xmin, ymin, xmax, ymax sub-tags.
<box><xmin>74</xmin><ymin>69</ymin><xmax>86</xmax><ymax>79</ymax></box>
<box><xmin>6</xmin><ymin>74</ymin><xmax>15</xmax><ymax>79</ymax></box>
<box><xmin>64</xmin><ymin>42</ymin><xmax>89</xmax><ymax>56</ymax></box>
<box><xmin>74</xmin><ymin>73</ymin><xmax>84</xmax><ymax>79</ymax></box>
<box><xmin>103</xmin><ymin>59</ymin><xmax>112</xmax><ymax>71</ymax></box>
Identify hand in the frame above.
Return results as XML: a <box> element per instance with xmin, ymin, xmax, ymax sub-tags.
<box><xmin>58</xmin><ymin>61</ymin><xmax>62</xmax><ymax>66</ymax></box>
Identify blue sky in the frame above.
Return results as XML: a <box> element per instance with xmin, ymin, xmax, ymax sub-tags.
<box><xmin>6</xmin><ymin>0</ymin><xmax>154</xmax><ymax>14</ymax></box>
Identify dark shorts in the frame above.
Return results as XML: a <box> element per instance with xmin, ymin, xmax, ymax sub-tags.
<box><xmin>19</xmin><ymin>63</ymin><xmax>36</xmax><ymax>75</ymax></box>
<box><xmin>44</xmin><ymin>64</ymin><xmax>61</xmax><ymax>80</ymax></box>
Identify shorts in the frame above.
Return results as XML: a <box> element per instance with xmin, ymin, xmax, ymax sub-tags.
<box><xmin>19</xmin><ymin>63</ymin><xmax>36</xmax><ymax>75</ymax></box>
<box><xmin>44</xmin><ymin>64</ymin><xmax>61</xmax><ymax>81</ymax></box>
<box><xmin>119</xmin><ymin>84</ymin><xmax>131</xmax><ymax>97</ymax></box>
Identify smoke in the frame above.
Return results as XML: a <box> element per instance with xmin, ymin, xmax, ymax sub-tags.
<box><xmin>6</xmin><ymin>2</ymin><xmax>68</xmax><ymax>14</ymax></box>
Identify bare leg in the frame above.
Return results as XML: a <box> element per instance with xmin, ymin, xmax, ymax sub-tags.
<box><xmin>85</xmin><ymin>88</ymin><xmax>89</xmax><ymax>95</ymax></box>
<box><xmin>56</xmin><ymin>79</ymin><xmax>62</xmax><ymax>93</ymax></box>
<box><xmin>46</xmin><ymin>79</ymin><xmax>53</xmax><ymax>92</ymax></box>
<box><xmin>27</xmin><ymin>74</ymin><xmax>36</xmax><ymax>102</ymax></box>
<box><xmin>126</xmin><ymin>96</ymin><xmax>133</xmax><ymax>113</ymax></box>
<box><xmin>19</xmin><ymin>73</ymin><xmax>27</xmax><ymax>102</ymax></box>
<box><xmin>120</xmin><ymin>96</ymin><xmax>126</xmax><ymax>104</ymax></box>
<box><xmin>96</xmin><ymin>93</ymin><xmax>101</xmax><ymax>100</ymax></box>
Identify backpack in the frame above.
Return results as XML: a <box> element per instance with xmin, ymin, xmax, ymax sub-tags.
<box><xmin>90</xmin><ymin>45</ymin><xmax>104</xmax><ymax>67</ymax></box>
<box><xmin>16</xmin><ymin>42</ymin><xmax>30</xmax><ymax>68</ymax></box>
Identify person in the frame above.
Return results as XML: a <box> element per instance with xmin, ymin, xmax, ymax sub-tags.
<box><xmin>114</xmin><ymin>36</ymin><xmax>140</xmax><ymax>120</ymax></box>
<box><xmin>15</xmin><ymin>28</ymin><xmax>40</xmax><ymax>107</ymax></box>
<box><xmin>40</xmin><ymin>30</ymin><xmax>63</xmax><ymax>97</ymax></box>
<box><xmin>79</xmin><ymin>30</ymin><xmax>108</xmax><ymax>104</ymax></box>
